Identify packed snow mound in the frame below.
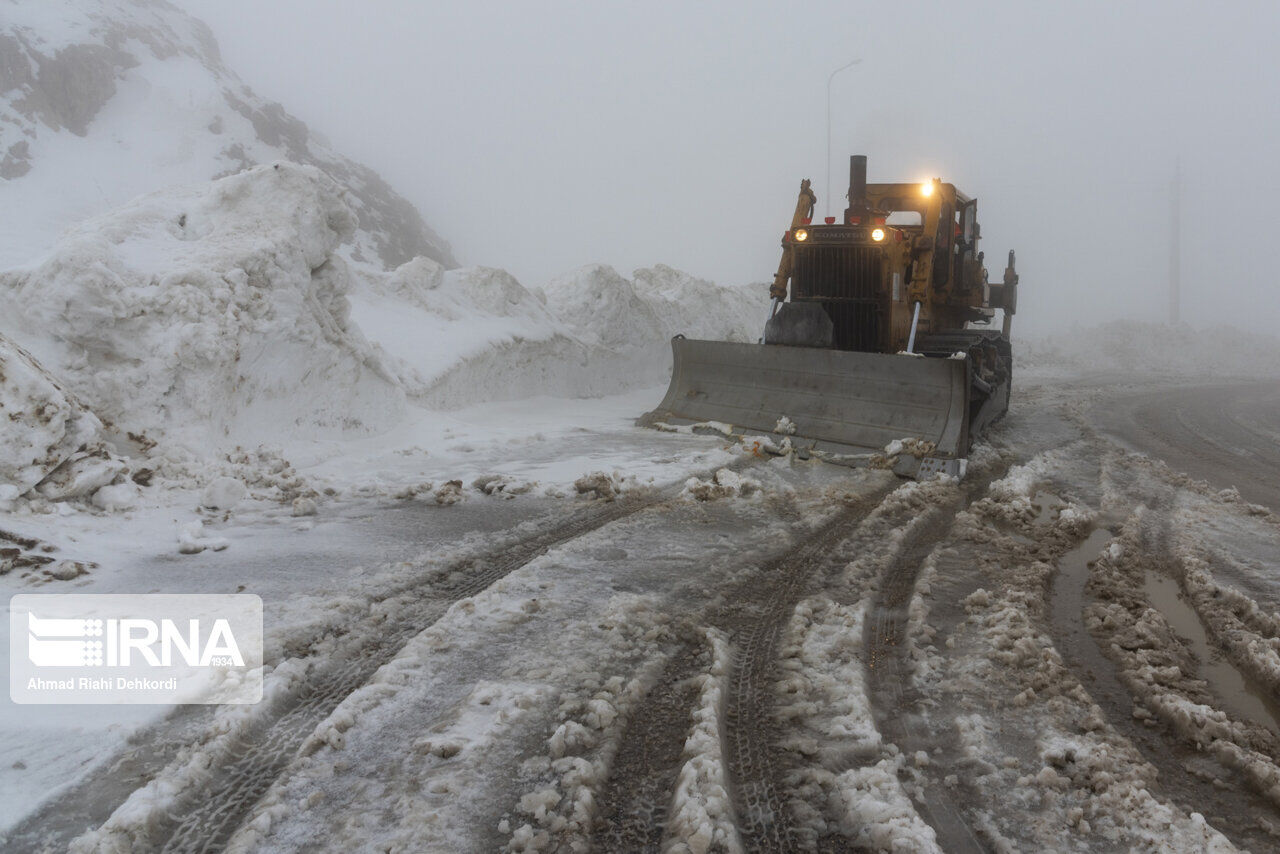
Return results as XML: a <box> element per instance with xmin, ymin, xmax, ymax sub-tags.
<box><xmin>538</xmin><ymin>264</ymin><xmax>665</xmax><ymax>351</ymax></box>
<box><xmin>1017</xmin><ymin>321</ymin><xmax>1280</xmax><ymax>378</ymax></box>
<box><xmin>535</xmin><ymin>263</ymin><xmax>759</xmax><ymax>356</ymax></box>
<box><xmin>354</xmin><ymin>261</ymin><xmax>640</xmax><ymax>408</ymax></box>
<box><xmin>631</xmin><ymin>264</ymin><xmax>761</xmax><ymax>343</ymax></box>
<box><xmin>0</xmin><ymin>333</ymin><xmax>126</xmax><ymax>504</ymax></box>
<box><xmin>364</xmin><ymin>261</ymin><xmax>762</xmax><ymax>407</ymax></box>
<box><xmin>0</xmin><ymin>0</ymin><xmax>453</xmax><ymax>269</ymax></box>
<box><xmin>0</xmin><ymin>162</ymin><xmax>405</xmax><ymax>452</ymax></box>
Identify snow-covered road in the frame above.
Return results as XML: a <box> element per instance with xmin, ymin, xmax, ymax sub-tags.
<box><xmin>1093</xmin><ymin>380</ymin><xmax>1280</xmax><ymax>511</ymax></box>
<box><xmin>6</xmin><ymin>374</ymin><xmax>1280</xmax><ymax>853</ymax></box>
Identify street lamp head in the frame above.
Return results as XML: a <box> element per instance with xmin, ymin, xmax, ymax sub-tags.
<box><xmin>826</xmin><ymin>57</ymin><xmax>863</xmax><ymax>219</ymax></box>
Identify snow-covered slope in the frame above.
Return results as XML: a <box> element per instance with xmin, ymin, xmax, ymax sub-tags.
<box><xmin>0</xmin><ymin>0</ymin><xmax>454</xmax><ymax>270</ymax></box>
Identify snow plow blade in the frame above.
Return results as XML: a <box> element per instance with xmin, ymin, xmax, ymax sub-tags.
<box><xmin>640</xmin><ymin>338</ymin><xmax>973</xmax><ymax>478</ymax></box>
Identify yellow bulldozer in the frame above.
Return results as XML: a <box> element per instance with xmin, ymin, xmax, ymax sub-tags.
<box><xmin>641</xmin><ymin>154</ymin><xmax>1018</xmax><ymax>478</ymax></box>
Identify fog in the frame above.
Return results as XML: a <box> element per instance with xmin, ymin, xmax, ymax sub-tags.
<box><xmin>180</xmin><ymin>0</ymin><xmax>1280</xmax><ymax>337</ymax></box>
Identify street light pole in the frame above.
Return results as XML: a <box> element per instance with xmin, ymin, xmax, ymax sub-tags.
<box><xmin>826</xmin><ymin>57</ymin><xmax>862</xmax><ymax>219</ymax></box>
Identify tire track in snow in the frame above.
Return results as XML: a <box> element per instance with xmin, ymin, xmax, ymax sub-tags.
<box><xmin>1096</xmin><ymin>382</ymin><xmax>1280</xmax><ymax>510</ymax></box>
<box><xmin>592</xmin><ymin>484</ymin><xmax>895</xmax><ymax>852</ymax></box>
<box><xmin>157</xmin><ymin>493</ymin><xmax>671</xmax><ymax>854</ymax></box>
<box><xmin>591</xmin><ymin>645</ymin><xmax>705</xmax><ymax>851</ymax></box>
<box><xmin>1053</xmin><ymin>457</ymin><xmax>1280</xmax><ymax>851</ymax></box>
<box><xmin>39</xmin><ymin>491</ymin><xmax>671</xmax><ymax>854</ymax></box>
<box><xmin>719</xmin><ymin>487</ymin><xmax>895</xmax><ymax>852</ymax></box>
<box><xmin>863</xmin><ymin>473</ymin><xmax>1010</xmax><ymax>854</ymax></box>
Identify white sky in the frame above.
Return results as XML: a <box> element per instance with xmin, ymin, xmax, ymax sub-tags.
<box><xmin>178</xmin><ymin>0</ymin><xmax>1280</xmax><ymax>336</ymax></box>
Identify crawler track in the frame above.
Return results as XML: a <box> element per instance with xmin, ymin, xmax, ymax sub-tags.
<box><xmin>7</xmin><ymin>494</ymin><xmax>665</xmax><ymax>854</ymax></box>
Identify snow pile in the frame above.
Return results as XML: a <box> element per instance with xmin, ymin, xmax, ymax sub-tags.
<box><xmin>354</xmin><ymin>260</ymin><xmax>618</xmax><ymax>408</ymax></box>
<box><xmin>631</xmin><ymin>265</ymin><xmax>761</xmax><ymax>345</ymax></box>
<box><xmin>348</xmin><ymin>259</ymin><xmax>763</xmax><ymax>410</ymax></box>
<box><xmin>541</xmin><ymin>263</ymin><xmax>760</xmax><ymax>349</ymax></box>
<box><xmin>573</xmin><ymin>471</ymin><xmax>633</xmax><ymax>502</ymax></box>
<box><xmin>536</xmin><ymin>263</ymin><xmax>760</xmax><ymax>386</ymax></box>
<box><xmin>682</xmin><ymin>468</ymin><xmax>761</xmax><ymax>502</ymax></box>
<box><xmin>0</xmin><ymin>0</ymin><xmax>453</xmax><ymax>270</ymax></box>
<box><xmin>0</xmin><ymin>155</ymin><xmax>761</xmax><ymax>495</ymax></box>
<box><xmin>0</xmin><ymin>333</ymin><xmax>128</xmax><ymax>506</ymax></box>
<box><xmin>538</xmin><ymin>264</ymin><xmax>665</xmax><ymax>351</ymax></box>
<box><xmin>0</xmin><ymin>162</ymin><xmax>406</xmax><ymax>453</ymax></box>
<box><xmin>1017</xmin><ymin>321</ymin><xmax>1280</xmax><ymax>378</ymax></box>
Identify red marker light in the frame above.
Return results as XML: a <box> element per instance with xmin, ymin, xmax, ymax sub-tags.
<box><xmin>801</xmin><ymin>217</ymin><xmax>812</xmax><ymax>225</ymax></box>
<box><xmin>849</xmin><ymin>216</ymin><xmax>861</xmax><ymax>225</ymax></box>
<box><xmin>875</xmin><ymin>217</ymin><xmax>886</xmax><ymax>226</ymax></box>
<box><xmin>824</xmin><ymin>216</ymin><xmax>836</xmax><ymax>224</ymax></box>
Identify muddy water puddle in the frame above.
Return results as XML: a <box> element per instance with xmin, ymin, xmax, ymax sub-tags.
<box><xmin>1052</xmin><ymin>528</ymin><xmax>1115</xmax><ymax>645</ymax></box>
<box><xmin>1031</xmin><ymin>491</ymin><xmax>1066</xmax><ymax>525</ymax></box>
<box><xmin>1142</xmin><ymin>572</ymin><xmax>1280</xmax><ymax>735</ymax></box>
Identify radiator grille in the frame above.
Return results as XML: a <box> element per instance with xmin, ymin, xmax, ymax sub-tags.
<box><xmin>793</xmin><ymin>245</ymin><xmax>884</xmax><ymax>351</ymax></box>
<box><xmin>793</xmin><ymin>245</ymin><xmax>882</xmax><ymax>301</ymax></box>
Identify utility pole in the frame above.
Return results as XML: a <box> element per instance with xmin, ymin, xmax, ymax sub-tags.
<box><xmin>825</xmin><ymin>58</ymin><xmax>861</xmax><ymax>219</ymax></box>
<box><xmin>1169</xmin><ymin>157</ymin><xmax>1181</xmax><ymax>325</ymax></box>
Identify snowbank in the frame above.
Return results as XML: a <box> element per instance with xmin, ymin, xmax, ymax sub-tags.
<box><xmin>539</xmin><ymin>263</ymin><xmax>759</xmax><ymax>353</ymax></box>
<box><xmin>630</xmin><ymin>265</ymin><xmax>761</xmax><ymax>345</ymax></box>
<box><xmin>0</xmin><ymin>162</ymin><xmax>406</xmax><ymax>454</ymax></box>
<box><xmin>356</xmin><ymin>260</ymin><xmax>761</xmax><ymax>410</ymax></box>
<box><xmin>534</xmin><ymin>263</ymin><xmax>761</xmax><ymax>388</ymax></box>
<box><xmin>355</xmin><ymin>261</ymin><xmax>607</xmax><ymax>408</ymax></box>
<box><xmin>0</xmin><ymin>157</ymin><xmax>762</xmax><ymax>508</ymax></box>
<box><xmin>539</xmin><ymin>264</ymin><xmax>665</xmax><ymax>352</ymax></box>
<box><xmin>1017</xmin><ymin>321</ymin><xmax>1280</xmax><ymax>378</ymax></box>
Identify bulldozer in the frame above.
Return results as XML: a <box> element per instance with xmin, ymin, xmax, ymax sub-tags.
<box><xmin>641</xmin><ymin>155</ymin><xmax>1018</xmax><ymax>478</ymax></box>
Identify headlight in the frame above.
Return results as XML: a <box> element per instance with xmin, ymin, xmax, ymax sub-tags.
<box><xmin>921</xmin><ymin>181</ymin><xmax>933</xmax><ymax>197</ymax></box>
<box><xmin>871</xmin><ymin>228</ymin><xmax>885</xmax><ymax>242</ymax></box>
<box><xmin>793</xmin><ymin>229</ymin><xmax>808</xmax><ymax>242</ymax></box>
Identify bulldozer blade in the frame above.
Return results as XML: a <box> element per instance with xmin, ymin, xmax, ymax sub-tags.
<box><xmin>639</xmin><ymin>338</ymin><xmax>973</xmax><ymax>477</ymax></box>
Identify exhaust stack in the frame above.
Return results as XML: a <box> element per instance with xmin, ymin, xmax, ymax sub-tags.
<box><xmin>845</xmin><ymin>154</ymin><xmax>868</xmax><ymax>221</ymax></box>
